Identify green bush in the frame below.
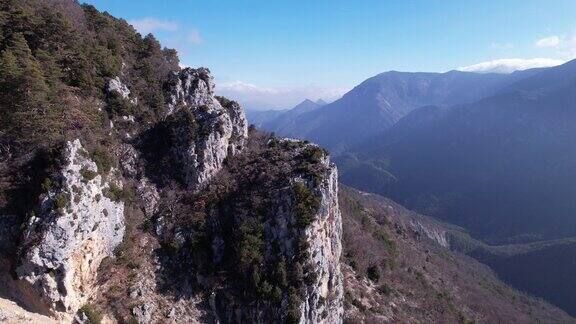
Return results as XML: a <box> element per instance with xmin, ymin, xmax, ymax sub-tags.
<box><xmin>41</xmin><ymin>178</ymin><xmax>52</xmax><ymax>192</ymax></box>
<box><xmin>378</xmin><ymin>283</ymin><xmax>392</xmax><ymax>295</ymax></box>
<box><xmin>292</xmin><ymin>182</ymin><xmax>320</xmax><ymax>228</ymax></box>
<box><xmin>79</xmin><ymin>304</ymin><xmax>102</xmax><ymax>324</ymax></box>
<box><xmin>91</xmin><ymin>149</ymin><xmax>113</xmax><ymax>174</ymax></box>
<box><xmin>53</xmin><ymin>193</ymin><xmax>70</xmax><ymax>211</ymax></box>
<box><xmin>286</xmin><ymin>287</ymin><xmax>303</xmax><ymax>324</ymax></box>
<box><xmin>103</xmin><ymin>184</ymin><xmax>133</xmax><ymax>202</ymax></box>
<box><xmin>106</xmin><ymin>91</ymin><xmax>133</xmax><ymax>116</ymax></box>
<box><xmin>374</xmin><ymin>229</ymin><xmax>397</xmax><ymax>254</ymax></box>
<box><xmin>367</xmin><ymin>265</ymin><xmax>380</xmax><ymax>282</ymax></box>
<box><xmin>80</xmin><ymin>167</ymin><xmax>98</xmax><ymax>181</ymax></box>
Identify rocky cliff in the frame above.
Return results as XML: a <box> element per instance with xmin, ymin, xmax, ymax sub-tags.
<box><xmin>298</xmin><ymin>156</ymin><xmax>343</xmax><ymax>323</ymax></box>
<box><xmin>165</xmin><ymin>68</ymin><xmax>248</xmax><ymax>189</ymax></box>
<box><xmin>1</xmin><ymin>59</ymin><xmax>343</xmax><ymax>323</ymax></box>
<box><xmin>16</xmin><ymin>139</ymin><xmax>125</xmax><ymax>317</ymax></box>
<box><xmin>207</xmin><ymin>140</ymin><xmax>343</xmax><ymax>323</ymax></box>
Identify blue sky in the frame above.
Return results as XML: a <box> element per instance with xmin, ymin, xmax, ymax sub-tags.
<box><xmin>84</xmin><ymin>0</ymin><xmax>576</xmax><ymax>109</ymax></box>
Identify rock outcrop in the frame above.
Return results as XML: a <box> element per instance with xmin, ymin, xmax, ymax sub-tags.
<box><xmin>165</xmin><ymin>68</ymin><xmax>248</xmax><ymax>189</ymax></box>
<box><xmin>107</xmin><ymin>77</ymin><xmax>131</xmax><ymax>100</ymax></box>
<box><xmin>16</xmin><ymin>140</ymin><xmax>125</xmax><ymax>316</ymax></box>
<box><xmin>107</xmin><ymin>76</ymin><xmax>137</xmax><ymax>105</ymax></box>
<box><xmin>296</xmin><ymin>156</ymin><xmax>343</xmax><ymax>323</ymax></box>
<box><xmin>212</xmin><ymin>141</ymin><xmax>343</xmax><ymax>324</ymax></box>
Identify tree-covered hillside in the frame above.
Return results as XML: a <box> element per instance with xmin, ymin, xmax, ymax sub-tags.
<box><xmin>0</xmin><ymin>0</ymin><xmax>179</xmax><ymax>231</ymax></box>
<box><xmin>0</xmin><ymin>0</ymin><xmax>178</xmax><ymax>155</ymax></box>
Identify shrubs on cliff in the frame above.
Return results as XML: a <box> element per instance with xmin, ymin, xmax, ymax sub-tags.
<box><xmin>155</xmin><ymin>131</ymin><xmax>330</xmax><ymax>322</ymax></box>
<box><xmin>79</xmin><ymin>304</ymin><xmax>103</xmax><ymax>324</ymax></box>
<box><xmin>293</xmin><ymin>182</ymin><xmax>320</xmax><ymax>228</ymax></box>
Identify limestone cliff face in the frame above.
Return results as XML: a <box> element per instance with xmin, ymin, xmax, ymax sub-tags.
<box><xmin>166</xmin><ymin>68</ymin><xmax>248</xmax><ymax>189</ymax></box>
<box><xmin>5</xmin><ymin>68</ymin><xmax>344</xmax><ymax>323</ymax></box>
<box><xmin>16</xmin><ymin>140</ymin><xmax>125</xmax><ymax>316</ymax></box>
<box><xmin>213</xmin><ymin>143</ymin><xmax>343</xmax><ymax>324</ymax></box>
<box><xmin>297</xmin><ymin>157</ymin><xmax>343</xmax><ymax>323</ymax></box>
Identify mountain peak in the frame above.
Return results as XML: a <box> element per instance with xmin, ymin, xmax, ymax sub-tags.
<box><xmin>291</xmin><ymin>98</ymin><xmax>322</xmax><ymax>112</ymax></box>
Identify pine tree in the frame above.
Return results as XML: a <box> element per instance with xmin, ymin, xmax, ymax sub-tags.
<box><xmin>0</xmin><ymin>33</ymin><xmax>57</xmax><ymax>150</ymax></box>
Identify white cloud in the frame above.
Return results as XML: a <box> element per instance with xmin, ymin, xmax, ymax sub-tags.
<box><xmin>534</xmin><ymin>33</ymin><xmax>576</xmax><ymax>59</ymax></box>
<box><xmin>129</xmin><ymin>17</ymin><xmax>179</xmax><ymax>34</ymax></box>
<box><xmin>217</xmin><ymin>80</ymin><xmax>349</xmax><ymax>110</ymax></box>
<box><xmin>554</xmin><ymin>34</ymin><xmax>576</xmax><ymax>59</ymax></box>
<box><xmin>457</xmin><ymin>58</ymin><xmax>565</xmax><ymax>74</ymax></box>
<box><xmin>536</xmin><ymin>35</ymin><xmax>562</xmax><ymax>48</ymax></box>
<box><xmin>187</xmin><ymin>29</ymin><xmax>204</xmax><ymax>44</ymax></box>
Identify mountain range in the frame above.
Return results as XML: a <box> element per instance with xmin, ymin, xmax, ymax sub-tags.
<box><xmin>245</xmin><ymin>98</ymin><xmax>326</xmax><ymax>129</ymax></box>
<box><xmin>253</xmin><ymin>69</ymin><xmax>545</xmax><ymax>153</ymax></box>
<box><xmin>250</xmin><ymin>59</ymin><xmax>576</xmax><ymax>316</ymax></box>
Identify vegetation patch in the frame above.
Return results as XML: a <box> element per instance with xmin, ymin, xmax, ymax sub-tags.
<box><xmin>79</xmin><ymin>304</ymin><xmax>103</xmax><ymax>324</ymax></box>
<box><xmin>91</xmin><ymin>149</ymin><xmax>114</xmax><ymax>174</ymax></box>
<box><xmin>293</xmin><ymin>182</ymin><xmax>320</xmax><ymax>228</ymax></box>
<box><xmin>53</xmin><ymin>192</ymin><xmax>70</xmax><ymax>212</ymax></box>
<box><xmin>80</xmin><ymin>167</ymin><xmax>98</xmax><ymax>181</ymax></box>
<box><xmin>103</xmin><ymin>184</ymin><xmax>133</xmax><ymax>202</ymax></box>
<box><xmin>367</xmin><ymin>264</ymin><xmax>380</xmax><ymax>282</ymax></box>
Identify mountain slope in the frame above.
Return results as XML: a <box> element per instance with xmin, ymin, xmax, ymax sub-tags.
<box><xmin>343</xmin><ymin>59</ymin><xmax>576</xmax><ymax>242</ymax></box>
<box><xmin>244</xmin><ymin>108</ymin><xmax>287</xmax><ymax>128</ymax></box>
<box><xmin>275</xmin><ymin>70</ymin><xmax>539</xmax><ymax>152</ymax></box>
<box><xmin>262</xmin><ymin>98</ymin><xmax>325</xmax><ymax>134</ymax></box>
<box><xmin>340</xmin><ymin>186</ymin><xmax>574</xmax><ymax>323</ymax></box>
<box><xmin>338</xmin><ymin>59</ymin><xmax>576</xmax><ymax>315</ymax></box>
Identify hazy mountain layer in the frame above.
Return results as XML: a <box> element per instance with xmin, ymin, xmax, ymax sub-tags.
<box><xmin>272</xmin><ymin>69</ymin><xmax>540</xmax><ymax>152</ymax></box>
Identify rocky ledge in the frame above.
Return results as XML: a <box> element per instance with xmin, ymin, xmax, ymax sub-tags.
<box><xmin>166</xmin><ymin>68</ymin><xmax>248</xmax><ymax>189</ymax></box>
<box><xmin>16</xmin><ymin>140</ymin><xmax>125</xmax><ymax>317</ymax></box>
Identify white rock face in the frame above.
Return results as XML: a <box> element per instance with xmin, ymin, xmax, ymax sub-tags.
<box><xmin>166</xmin><ymin>68</ymin><xmax>216</xmax><ymax>114</ymax></box>
<box><xmin>137</xmin><ymin>178</ymin><xmax>160</xmax><ymax>217</ymax></box>
<box><xmin>17</xmin><ymin>139</ymin><xmax>125</xmax><ymax>316</ymax></box>
<box><xmin>166</xmin><ymin>68</ymin><xmax>248</xmax><ymax>189</ymax></box>
<box><xmin>409</xmin><ymin>219</ymin><xmax>449</xmax><ymax>248</ymax></box>
<box><xmin>297</xmin><ymin>157</ymin><xmax>343</xmax><ymax>324</ymax></box>
<box><xmin>107</xmin><ymin>77</ymin><xmax>130</xmax><ymax>99</ymax></box>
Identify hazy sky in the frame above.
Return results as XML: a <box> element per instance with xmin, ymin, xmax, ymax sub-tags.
<box><xmin>84</xmin><ymin>0</ymin><xmax>576</xmax><ymax>109</ymax></box>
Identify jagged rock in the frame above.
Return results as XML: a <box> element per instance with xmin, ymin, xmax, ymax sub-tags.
<box><xmin>132</xmin><ymin>303</ymin><xmax>155</xmax><ymax>324</ymax></box>
<box><xmin>107</xmin><ymin>77</ymin><xmax>130</xmax><ymax>99</ymax></box>
<box><xmin>408</xmin><ymin>219</ymin><xmax>448</xmax><ymax>248</ymax></box>
<box><xmin>137</xmin><ymin>178</ymin><xmax>160</xmax><ymax>217</ymax></box>
<box><xmin>16</xmin><ymin>140</ymin><xmax>125</xmax><ymax>316</ymax></box>
<box><xmin>166</xmin><ymin>67</ymin><xmax>215</xmax><ymax>115</ymax></box>
<box><xmin>166</xmin><ymin>307</ymin><xmax>176</xmax><ymax>318</ymax></box>
<box><xmin>166</xmin><ymin>68</ymin><xmax>248</xmax><ymax>189</ymax></box>
<box><xmin>0</xmin><ymin>296</ymin><xmax>62</xmax><ymax>323</ymax></box>
<box><xmin>298</xmin><ymin>158</ymin><xmax>343</xmax><ymax>323</ymax></box>
<box><xmin>107</xmin><ymin>76</ymin><xmax>137</xmax><ymax>104</ymax></box>
<box><xmin>118</xmin><ymin>144</ymin><xmax>140</xmax><ymax>178</ymax></box>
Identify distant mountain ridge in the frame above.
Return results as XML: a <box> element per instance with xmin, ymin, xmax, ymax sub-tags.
<box><xmin>336</xmin><ymin>59</ymin><xmax>576</xmax><ymax>315</ymax></box>
<box><xmin>263</xmin><ymin>98</ymin><xmax>326</xmax><ymax>134</ymax></box>
<box><xmin>342</xmin><ymin>59</ymin><xmax>576</xmax><ymax>241</ymax></box>
<box><xmin>245</xmin><ymin>98</ymin><xmax>326</xmax><ymax>131</ymax></box>
<box><xmin>265</xmin><ymin>69</ymin><xmax>543</xmax><ymax>153</ymax></box>
<box><xmin>244</xmin><ymin>108</ymin><xmax>287</xmax><ymax>128</ymax></box>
